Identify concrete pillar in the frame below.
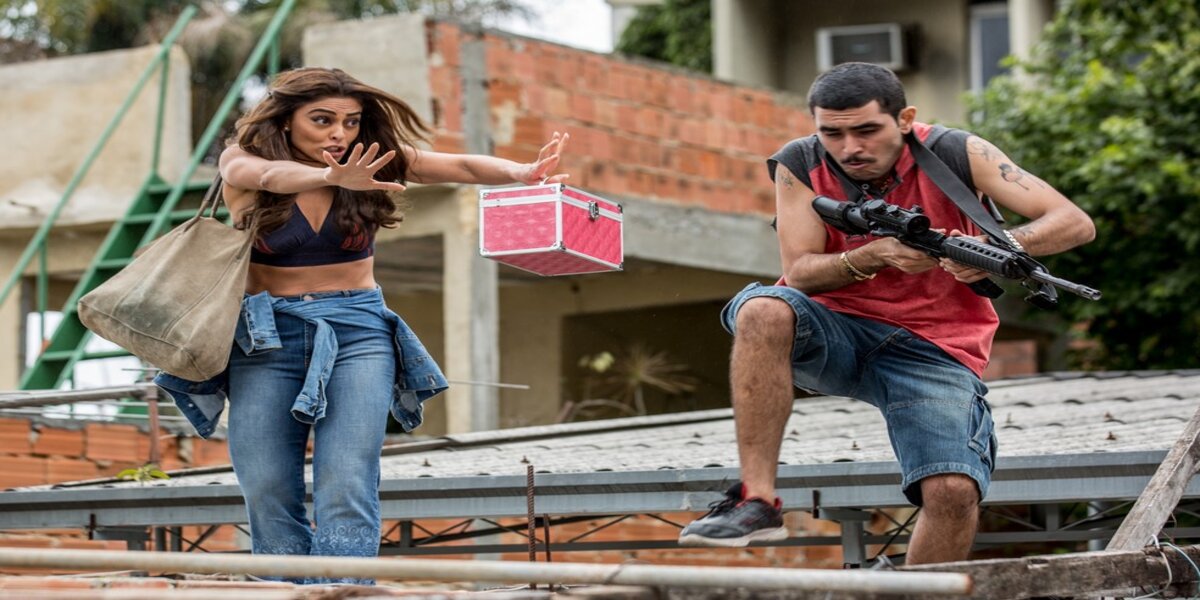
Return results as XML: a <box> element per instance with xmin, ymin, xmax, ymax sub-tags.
<box><xmin>713</xmin><ymin>0</ymin><xmax>777</xmax><ymax>88</ymax></box>
<box><xmin>1009</xmin><ymin>0</ymin><xmax>1054</xmax><ymax>82</ymax></box>
<box><xmin>442</xmin><ymin>189</ymin><xmax>499</xmax><ymax>433</ymax></box>
<box><xmin>441</xmin><ymin>27</ymin><xmax>500</xmax><ymax>433</ymax></box>
<box><xmin>0</xmin><ymin>245</ymin><xmax>23</xmax><ymax>389</ymax></box>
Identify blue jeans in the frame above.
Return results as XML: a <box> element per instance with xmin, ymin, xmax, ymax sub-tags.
<box><xmin>227</xmin><ymin>289</ymin><xmax>394</xmax><ymax>584</ymax></box>
<box><xmin>721</xmin><ymin>283</ymin><xmax>997</xmax><ymax>506</ymax></box>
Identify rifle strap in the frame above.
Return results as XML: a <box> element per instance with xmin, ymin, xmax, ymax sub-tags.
<box><xmin>905</xmin><ymin>133</ymin><xmax>1025</xmax><ymax>254</ymax></box>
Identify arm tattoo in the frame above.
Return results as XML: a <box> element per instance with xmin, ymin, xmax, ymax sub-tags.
<box><xmin>998</xmin><ymin>163</ymin><xmax>1049</xmax><ymax>190</ymax></box>
<box><xmin>967</xmin><ymin>138</ymin><xmax>1001</xmax><ymax>161</ymax></box>
<box><xmin>780</xmin><ymin>171</ymin><xmax>795</xmax><ymax>189</ymax></box>
<box><xmin>971</xmin><ymin>137</ymin><xmax>1049</xmax><ymax>190</ymax></box>
<box><xmin>998</xmin><ymin>163</ymin><xmax>1030</xmax><ymax>190</ymax></box>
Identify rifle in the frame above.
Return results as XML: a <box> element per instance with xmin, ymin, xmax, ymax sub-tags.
<box><xmin>811</xmin><ymin>195</ymin><xmax>1101</xmax><ymax>309</ymax></box>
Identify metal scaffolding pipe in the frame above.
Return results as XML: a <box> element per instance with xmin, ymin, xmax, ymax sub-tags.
<box><xmin>0</xmin><ymin>383</ymin><xmax>156</xmax><ymax>409</ymax></box>
<box><xmin>0</xmin><ymin>548</ymin><xmax>972</xmax><ymax>595</ymax></box>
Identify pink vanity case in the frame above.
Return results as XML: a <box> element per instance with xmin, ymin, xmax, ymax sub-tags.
<box><xmin>479</xmin><ymin>183</ymin><xmax>624</xmax><ymax>276</ymax></box>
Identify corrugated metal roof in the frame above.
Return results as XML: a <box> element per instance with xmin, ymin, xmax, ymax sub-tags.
<box><xmin>68</xmin><ymin>370</ymin><xmax>1200</xmax><ymax>486</ymax></box>
<box><xmin>1</xmin><ymin>370</ymin><xmax>1198</xmax><ymax>530</ymax></box>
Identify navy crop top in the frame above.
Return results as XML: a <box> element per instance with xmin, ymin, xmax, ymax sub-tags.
<box><xmin>250</xmin><ymin>203</ymin><xmax>374</xmax><ymax>267</ymax></box>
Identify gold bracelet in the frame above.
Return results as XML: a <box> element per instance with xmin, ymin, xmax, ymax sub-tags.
<box><xmin>839</xmin><ymin>251</ymin><xmax>875</xmax><ymax>281</ymax></box>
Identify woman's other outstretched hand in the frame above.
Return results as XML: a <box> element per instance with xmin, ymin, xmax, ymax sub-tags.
<box><xmin>513</xmin><ymin>132</ymin><xmax>571</xmax><ymax>185</ymax></box>
<box><xmin>322</xmin><ymin>142</ymin><xmax>407</xmax><ymax>192</ymax></box>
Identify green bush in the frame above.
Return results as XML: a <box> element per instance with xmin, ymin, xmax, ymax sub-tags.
<box><xmin>968</xmin><ymin>0</ymin><xmax>1200</xmax><ymax>369</ymax></box>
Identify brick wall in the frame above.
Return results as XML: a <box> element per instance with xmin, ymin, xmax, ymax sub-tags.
<box><xmin>426</xmin><ymin>22</ymin><xmax>812</xmax><ymax>216</ymax></box>
<box><xmin>0</xmin><ymin>418</ymin><xmax>230</xmax><ymax>489</ymax></box>
<box><xmin>0</xmin><ymin>417</ymin><xmax>242</xmax><ymax>567</ymax></box>
<box><xmin>984</xmin><ymin>340</ymin><xmax>1038</xmax><ymax>381</ymax></box>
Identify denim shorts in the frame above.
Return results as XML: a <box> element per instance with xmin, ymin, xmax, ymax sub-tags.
<box><xmin>721</xmin><ymin>282</ymin><xmax>997</xmax><ymax>506</ymax></box>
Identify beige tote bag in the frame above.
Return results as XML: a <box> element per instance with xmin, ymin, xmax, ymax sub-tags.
<box><xmin>78</xmin><ymin>176</ymin><xmax>253</xmax><ymax>381</ymax></box>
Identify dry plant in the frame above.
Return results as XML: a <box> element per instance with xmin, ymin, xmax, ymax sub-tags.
<box><xmin>561</xmin><ymin>343</ymin><xmax>697</xmax><ymax>422</ymax></box>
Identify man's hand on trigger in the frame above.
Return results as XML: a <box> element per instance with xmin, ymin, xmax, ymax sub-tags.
<box><xmin>939</xmin><ymin>229</ymin><xmax>990</xmax><ymax>283</ymax></box>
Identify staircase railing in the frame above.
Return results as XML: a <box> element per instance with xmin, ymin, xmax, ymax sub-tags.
<box><xmin>0</xmin><ymin>5</ymin><xmax>198</xmax><ymax>332</ymax></box>
<box><xmin>7</xmin><ymin>0</ymin><xmax>297</xmax><ymax>389</ymax></box>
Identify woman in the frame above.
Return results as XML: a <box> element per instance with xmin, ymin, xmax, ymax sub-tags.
<box><xmin>166</xmin><ymin>67</ymin><xmax>568</xmax><ymax>582</ymax></box>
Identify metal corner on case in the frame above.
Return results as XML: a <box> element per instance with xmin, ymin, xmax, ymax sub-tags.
<box><xmin>552</xmin><ymin>241</ymin><xmax>565</xmax><ymax>250</ymax></box>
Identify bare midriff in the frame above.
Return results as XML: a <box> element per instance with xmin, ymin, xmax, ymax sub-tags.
<box><xmin>245</xmin><ymin>257</ymin><xmax>376</xmax><ymax>296</ymax></box>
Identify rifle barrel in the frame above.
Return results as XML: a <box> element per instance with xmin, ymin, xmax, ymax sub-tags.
<box><xmin>1029</xmin><ymin>270</ymin><xmax>1102</xmax><ymax>300</ymax></box>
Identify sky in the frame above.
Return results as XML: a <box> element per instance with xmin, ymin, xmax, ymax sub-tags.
<box><xmin>489</xmin><ymin>0</ymin><xmax>615</xmax><ymax>53</ymax></box>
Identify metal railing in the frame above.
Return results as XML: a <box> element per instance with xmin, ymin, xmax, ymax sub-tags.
<box><xmin>0</xmin><ymin>547</ymin><xmax>973</xmax><ymax>595</ymax></box>
<box><xmin>0</xmin><ymin>381</ymin><xmax>183</xmax><ymax>422</ymax></box>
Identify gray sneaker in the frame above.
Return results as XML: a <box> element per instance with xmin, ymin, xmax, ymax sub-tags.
<box><xmin>678</xmin><ymin>483</ymin><xmax>788</xmax><ymax>547</ymax></box>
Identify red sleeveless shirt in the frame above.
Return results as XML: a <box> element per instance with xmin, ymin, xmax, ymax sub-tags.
<box><xmin>767</xmin><ymin>123</ymin><xmax>997</xmax><ymax>376</ymax></box>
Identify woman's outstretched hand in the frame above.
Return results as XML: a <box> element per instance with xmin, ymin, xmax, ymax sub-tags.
<box><xmin>513</xmin><ymin>132</ymin><xmax>571</xmax><ymax>185</ymax></box>
<box><xmin>322</xmin><ymin>142</ymin><xmax>407</xmax><ymax>192</ymax></box>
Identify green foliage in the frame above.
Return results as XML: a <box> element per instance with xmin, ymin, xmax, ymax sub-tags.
<box><xmin>116</xmin><ymin>463</ymin><xmax>170</xmax><ymax>485</ymax></box>
<box><xmin>967</xmin><ymin>0</ymin><xmax>1200</xmax><ymax>369</ymax></box>
<box><xmin>0</xmin><ymin>0</ymin><xmax>190</xmax><ymax>58</ymax></box>
<box><xmin>615</xmin><ymin>0</ymin><xmax>711</xmax><ymax>73</ymax></box>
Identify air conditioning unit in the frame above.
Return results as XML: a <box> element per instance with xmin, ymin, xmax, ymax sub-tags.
<box><xmin>816</xmin><ymin>23</ymin><xmax>909</xmax><ymax>72</ymax></box>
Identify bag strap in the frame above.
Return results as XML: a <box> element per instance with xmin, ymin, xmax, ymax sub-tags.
<box><xmin>905</xmin><ymin>133</ymin><xmax>1024</xmax><ymax>253</ymax></box>
<box><xmin>199</xmin><ymin>175</ymin><xmax>224</xmax><ymax>218</ymax></box>
<box><xmin>183</xmin><ymin>175</ymin><xmax>225</xmax><ymax>231</ymax></box>
<box><xmin>186</xmin><ymin>174</ymin><xmax>258</xmax><ymax>232</ymax></box>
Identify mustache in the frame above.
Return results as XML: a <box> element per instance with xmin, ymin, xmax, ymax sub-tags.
<box><xmin>843</xmin><ymin>154</ymin><xmax>874</xmax><ymax>164</ymax></box>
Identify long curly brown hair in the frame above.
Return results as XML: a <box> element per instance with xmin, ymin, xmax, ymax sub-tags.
<box><xmin>231</xmin><ymin>67</ymin><xmax>430</xmax><ymax>238</ymax></box>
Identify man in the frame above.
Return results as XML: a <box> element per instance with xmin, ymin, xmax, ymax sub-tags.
<box><xmin>678</xmin><ymin>62</ymin><xmax>1095</xmax><ymax>564</ymax></box>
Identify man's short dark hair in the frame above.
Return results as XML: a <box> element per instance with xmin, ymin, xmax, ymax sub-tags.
<box><xmin>807</xmin><ymin>62</ymin><xmax>907</xmax><ymax>119</ymax></box>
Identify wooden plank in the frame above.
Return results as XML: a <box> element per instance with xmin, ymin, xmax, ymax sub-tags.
<box><xmin>1107</xmin><ymin>403</ymin><xmax>1200</xmax><ymax>551</ymax></box>
<box><xmin>898</xmin><ymin>545</ymin><xmax>1200</xmax><ymax>600</ymax></box>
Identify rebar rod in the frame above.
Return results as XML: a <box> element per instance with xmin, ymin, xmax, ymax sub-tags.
<box><xmin>0</xmin><ymin>548</ymin><xmax>972</xmax><ymax>594</ymax></box>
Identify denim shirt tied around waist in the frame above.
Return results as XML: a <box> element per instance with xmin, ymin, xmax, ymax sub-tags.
<box><xmin>154</xmin><ymin>289</ymin><xmax>448</xmax><ymax>439</ymax></box>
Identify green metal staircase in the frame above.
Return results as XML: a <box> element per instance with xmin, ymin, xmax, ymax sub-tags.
<box><xmin>19</xmin><ymin>175</ymin><xmax>220</xmax><ymax>389</ymax></box>
<box><xmin>3</xmin><ymin>0</ymin><xmax>297</xmax><ymax>390</ymax></box>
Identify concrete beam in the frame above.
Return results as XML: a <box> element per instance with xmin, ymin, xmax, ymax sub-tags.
<box><xmin>619</xmin><ymin>195</ymin><xmax>780</xmax><ymax>278</ymax></box>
